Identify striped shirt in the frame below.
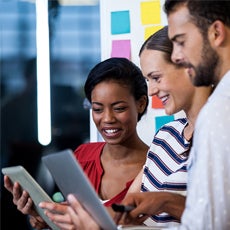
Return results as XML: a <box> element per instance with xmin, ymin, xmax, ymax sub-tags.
<box><xmin>141</xmin><ymin>118</ymin><xmax>190</xmax><ymax>227</ymax></box>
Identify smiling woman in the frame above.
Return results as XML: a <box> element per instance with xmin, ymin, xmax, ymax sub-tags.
<box><xmin>4</xmin><ymin>57</ymin><xmax>149</xmax><ymax>230</ymax></box>
<box><xmin>76</xmin><ymin>57</ymin><xmax>149</xmax><ymax>207</ymax></box>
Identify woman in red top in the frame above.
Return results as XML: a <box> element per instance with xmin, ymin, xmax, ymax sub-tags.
<box><xmin>4</xmin><ymin>57</ymin><xmax>149</xmax><ymax>229</ymax></box>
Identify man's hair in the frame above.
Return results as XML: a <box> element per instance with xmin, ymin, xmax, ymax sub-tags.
<box><xmin>164</xmin><ymin>0</ymin><xmax>230</xmax><ymax>35</ymax></box>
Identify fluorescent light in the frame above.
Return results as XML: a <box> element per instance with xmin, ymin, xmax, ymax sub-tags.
<box><xmin>59</xmin><ymin>0</ymin><xmax>99</xmax><ymax>5</ymax></box>
<box><xmin>36</xmin><ymin>0</ymin><xmax>51</xmax><ymax>146</ymax></box>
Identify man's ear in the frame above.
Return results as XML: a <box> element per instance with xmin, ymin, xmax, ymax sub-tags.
<box><xmin>209</xmin><ymin>20</ymin><xmax>226</xmax><ymax>47</ymax></box>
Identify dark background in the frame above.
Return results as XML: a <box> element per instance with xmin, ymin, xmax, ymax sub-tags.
<box><xmin>0</xmin><ymin>1</ymin><xmax>100</xmax><ymax>229</ymax></box>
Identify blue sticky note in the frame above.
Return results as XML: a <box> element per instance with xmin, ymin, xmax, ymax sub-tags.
<box><xmin>155</xmin><ymin>115</ymin><xmax>174</xmax><ymax>132</ymax></box>
<box><xmin>111</xmin><ymin>11</ymin><xmax>130</xmax><ymax>34</ymax></box>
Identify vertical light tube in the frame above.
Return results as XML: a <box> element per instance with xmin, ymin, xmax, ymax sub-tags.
<box><xmin>36</xmin><ymin>0</ymin><xmax>51</xmax><ymax>145</ymax></box>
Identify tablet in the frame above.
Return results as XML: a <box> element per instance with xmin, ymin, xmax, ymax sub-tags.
<box><xmin>42</xmin><ymin>149</ymin><xmax>118</xmax><ymax>230</ymax></box>
<box><xmin>42</xmin><ymin>149</ymin><xmax>165</xmax><ymax>230</ymax></box>
<box><xmin>2</xmin><ymin>165</ymin><xmax>60</xmax><ymax>230</ymax></box>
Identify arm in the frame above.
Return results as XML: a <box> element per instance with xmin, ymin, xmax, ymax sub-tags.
<box><xmin>115</xmin><ymin>191</ymin><xmax>185</xmax><ymax>225</ymax></box>
<box><xmin>126</xmin><ymin>168</ymin><xmax>143</xmax><ymax>193</ymax></box>
<box><xmin>159</xmin><ymin>192</ymin><xmax>185</xmax><ymax>220</ymax></box>
<box><xmin>177</xmin><ymin>102</ymin><xmax>230</xmax><ymax>230</ymax></box>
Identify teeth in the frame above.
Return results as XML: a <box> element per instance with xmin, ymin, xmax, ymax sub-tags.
<box><xmin>105</xmin><ymin>129</ymin><xmax>118</xmax><ymax>134</ymax></box>
<box><xmin>161</xmin><ymin>96</ymin><xmax>168</xmax><ymax>103</ymax></box>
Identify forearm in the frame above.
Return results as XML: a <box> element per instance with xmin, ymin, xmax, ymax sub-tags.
<box><xmin>127</xmin><ymin>168</ymin><xmax>143</xmax><ymax>193</ymax></box>
<box><xmin>161</xmin><ymin>192</ymin><xmax>186</xmax><ymax>221</ymax></box>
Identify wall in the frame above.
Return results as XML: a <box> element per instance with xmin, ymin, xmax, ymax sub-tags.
<box><xmin>90</xmin><ymin>0</ymin><xmax>185</xmax><ymax>145</ymax></box>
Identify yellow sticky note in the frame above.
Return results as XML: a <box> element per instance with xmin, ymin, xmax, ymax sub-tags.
<box><xmin>140</xmin><ymin>1</ymin><xmax>161</xmax><ymax>25</ymax></box>
<box><xmin>144</xmin><ymin>25</ymin><xmax>163</xmax><ymax>40</ymax></box>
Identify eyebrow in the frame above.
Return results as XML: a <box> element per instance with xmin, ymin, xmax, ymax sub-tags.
<box><xmin>147</xmin><ymin>71</ymin><xmax>161</xmax><ymax>78</ymax></box>
<box><xmin>92</xmin><ymin>101</ymin><xmax>127</xmax><ymax>106</ymax></box>
<box><xmin>170</xmin><ymin>33</ymin><xmax>184</xmax><ymax>42</ymax></box>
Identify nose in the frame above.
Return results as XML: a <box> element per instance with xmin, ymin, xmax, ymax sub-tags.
<box><xmin>171</xmin><ymin>46</ymin><xmax>184</xmax><ymax>65</ymax></box>
<box><xmin>102</xmin><ymin>109</ymin><xmax>115</xmax><ymax>123</ymax></box>
<box><xmin>148</xmin><ymin>82</ymin><xmax>159</xmax><ymax>97</ymax></box>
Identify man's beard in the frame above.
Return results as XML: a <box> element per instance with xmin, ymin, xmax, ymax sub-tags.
<box><xmin>183</xmin><ymin>39</ymin><xmax>219</xmax><ymax>87</ymax></box>
<box><xmin>193</xmin><ymin>39</ymin><xmax>219</xmax><ymax>87</ymax></box>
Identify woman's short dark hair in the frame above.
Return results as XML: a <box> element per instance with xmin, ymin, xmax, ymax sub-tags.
<box><xmin>84</xmin><ymin>57</ymin><xmax>149</xmax><ymax>121</ymax></box>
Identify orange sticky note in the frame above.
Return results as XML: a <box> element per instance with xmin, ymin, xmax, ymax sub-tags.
<box><xmin>152</xmin><ymin>95</ymin><xmax>163</xmax><ymax>109</ymax></box>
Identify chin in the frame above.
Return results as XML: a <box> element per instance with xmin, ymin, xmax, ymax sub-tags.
<box><xmin>165</xmin><ymin>109</ymin><xmax>173</xmax><ymax>116</ymax></box>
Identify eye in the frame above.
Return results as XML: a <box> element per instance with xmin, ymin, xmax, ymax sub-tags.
<box><xmin>150</xmin><ymin>74</ymin><xmax>161</xmax><ymax>83</ymax></box>
<box><xmin>114</xmin><ymin>106</ymin><xmax>127</xmax><ymax>112</ymax></box>
<box><xmin>92</xmin><ymin>107</ymin><xmax>103</xmax><ymax>113</ymax></box>
<box><xmin>176</xmin><ymin>40</ymin><xmax>185</xmax><ymax>47</ymax></box>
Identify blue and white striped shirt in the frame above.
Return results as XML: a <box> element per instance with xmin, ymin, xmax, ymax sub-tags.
<box><xmin>141</xmin><ymin>118</ymin><xmax>190</xmax><ymax>227</ymax></box>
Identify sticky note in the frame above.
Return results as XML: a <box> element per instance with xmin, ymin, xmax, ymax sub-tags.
<box><xmin>152</xmin><ymin>95</ymin><xmax>164</xmax><ymax>109</ymax></box>
<box><xmin>145</xmin><ymin>25</ymin><xmax>163</xmax><ymax>40</ymax></box>
<box><xmin>155</xmin><ymin>115</ymin><xmax>174</xmax><ymax>132</ymax></box>
<box><xmin>111</xmin><ymin>40</ymin><xmax>131</xmax><ymax>59</ymax></box>
<box><xmin>140</xmin><ymin>1</ymin><xmax>161</xmax><ymax>25</ymax></box>
<box><xmin>111</xmin><ymin>11</ymin><xmax>130</xmax><ymax>34</ymax></box>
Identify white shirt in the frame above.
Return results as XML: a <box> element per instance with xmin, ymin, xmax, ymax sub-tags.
<box><xmin>168</xmin><ymin>71</ymin><xmax>230</xmax><ymax>230</ymax></box>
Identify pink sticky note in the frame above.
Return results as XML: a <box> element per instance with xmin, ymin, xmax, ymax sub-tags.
<box><xmin>111</xmin><ymin>40</ymin><xmax>131</xmax><ymax>59</ymax></box>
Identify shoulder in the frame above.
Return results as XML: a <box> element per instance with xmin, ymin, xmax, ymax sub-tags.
<box><xmin>152</xmin><ymin>118</ymin><xmax>189</xmax><ymax>149</ymax></box>
<box><xmin>164</xmin><ymin>117</ymin><xmax>187</xmax><ymax>127</ymax></box>
<box><xmin>75</xmin><ymin>142</ymin><xmax>106</xmax><ymax>151</ymax></box>
<box><xmin>196</xmin><ymin>77</ymin><xmax>230</xmax><ymax>132</ymax></box>
<box><xmin>74</xmin><ymin>142</ymin><xmax>106</xmax><ymax>160</ymax></box>
<box><xmin>157</xmin><ymin>118</ymin><xmax>187</xmax><ymax>134</ymax></box>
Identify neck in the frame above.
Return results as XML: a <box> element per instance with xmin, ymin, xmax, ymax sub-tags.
<box><xmin>184</xmin><ymin>86</ymin><xmax>212</xmax><ymax>140</ymax></box>
<box><xmin>102</xmin><ymin>136</ymin><xmax>147</xmax><ymax>162</ymax></box>
<box><xmin>186</xmin><ymin>86</ymin><xmax>212</xmax><ymax>124</ymax></box>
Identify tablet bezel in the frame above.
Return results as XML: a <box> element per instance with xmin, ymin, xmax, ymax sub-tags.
<box><xmin>2</xmin><ymin>165</ymin><xmax>60</xmax><ymax>230</ymax></box>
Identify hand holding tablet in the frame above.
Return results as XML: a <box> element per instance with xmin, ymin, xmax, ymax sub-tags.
<box><xmin>2</xmin><ymin>152</ymin><xmax>165</xmax><ymax>230</ymax></box>
<box><xmin>2</xmin><ymin>166</ymin><xmax>60</xmax><ymax>230</ymax></box>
